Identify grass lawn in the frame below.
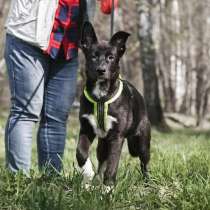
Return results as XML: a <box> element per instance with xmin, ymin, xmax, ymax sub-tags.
<box><xmin>0</xmin><ymin>110</ymin><xmax>210</xmax><ymax>210</ymax></box>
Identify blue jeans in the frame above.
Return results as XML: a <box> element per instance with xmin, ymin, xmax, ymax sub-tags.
<box><xmin>4</xmin><ymin>34</ymin><xmax>78</xmax><ymax>173</ymax></box>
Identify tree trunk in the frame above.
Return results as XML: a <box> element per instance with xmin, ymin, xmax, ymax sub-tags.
<box><xmin>137</xmin><ymin>0</ymin><xmax>165</xmax><ymax>126</ymax></box>
<box><xmin>0</xmin><ymin>0</ymin><xmax>6</xmax><ymax>17</ymax></box>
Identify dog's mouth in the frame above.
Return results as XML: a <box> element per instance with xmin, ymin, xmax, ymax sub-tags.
<box><xmin>97</xmin><ymin>79</ymin><xmax>108</xmax><ymax>84</ymax></box>
<box><xmin>97</xmin><ymin>75</ymin><xmax>106</xmax><ymax>80</ymax></box>
<box><xmin>96</xmin><ymin>73</ymin><xmax>108</xmax><ymax>81</ymax></box>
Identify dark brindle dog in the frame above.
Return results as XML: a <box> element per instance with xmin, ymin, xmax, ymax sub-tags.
<box><xmin>76</xmin><ymin>22</ymin><xmax>151</xmax><ymax>185</ymax></box>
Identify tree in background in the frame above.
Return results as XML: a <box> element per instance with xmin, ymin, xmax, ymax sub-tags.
<box><xmin>155</xmin><ymin>0</ymin><xmax>210</xmax><ymax>126</ymax></box>
<box><xmin>0</xmin><ymin>0</ymin><xmax>6</xmax><ymax>17</ymax></box>
<box><xmin>1</xmin><ymin>0</ymin><xmax>210</xmax><ymax>128</ymax></box>
<box><xmin>193</xmin><ymin>1</ymin><xmax>210</xmax><ymax>126</ymax></box>
<box><xmin>137</xmin><ymin>0</ymin><xmax>165</xmax><ymax>127</ymax></box>
<box><xmin>0</xmin><ymin>0</ymin><xmax>9</xmax><ymax>109</ymax></box>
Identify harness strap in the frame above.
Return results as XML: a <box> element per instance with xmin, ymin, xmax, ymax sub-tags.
<box><xmin>97</xmin><ymin>101</ymin><xmax>105</xmax><ymax>130</ymax></box>
<box><xmin>84</xmin><ymin>80</ymin><xmax>123</xmax><ymax>131</ymax></box>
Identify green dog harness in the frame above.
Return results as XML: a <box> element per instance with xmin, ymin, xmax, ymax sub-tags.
<box><xmin>84</xmin><ymin>80</ymin><xmax>123</xmax><ymax>131</ymax></box>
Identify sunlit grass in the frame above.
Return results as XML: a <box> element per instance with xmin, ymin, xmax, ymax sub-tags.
<box><xmin>0</xmin><ymin>110</ymin><xmax>210</xmax><ymax>209</ymax></box>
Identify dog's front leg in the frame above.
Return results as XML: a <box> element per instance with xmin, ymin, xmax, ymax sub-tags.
<box><xmin>96</xmin><ymin>138</ymin><xmax>109</xmax><ymax>182</ymax></box>
<box><xmin>103</xmin><ymin>137</ymin><xmax>124</xmax><ymax>186</ymax></box>
<box><xmin>76</xmin><ymin>131</ymin><xmax>95</xmax><ymax>181</ymax></box>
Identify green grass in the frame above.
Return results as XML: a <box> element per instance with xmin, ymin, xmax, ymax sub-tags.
<box><xmin>0</xmin><ymin>111</ymin><xmax>210</xmax><ymax>209</ymax></box>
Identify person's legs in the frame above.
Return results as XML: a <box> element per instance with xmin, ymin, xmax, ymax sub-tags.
<box><xmin>4</xmin><ymin>34</ymin><xmax>48</xmax><ymax>173</ymax></box>
<box><xmin>37</xmin><ymin>56</ymin><xmax>78</xmax><ymax>172</ymax></box>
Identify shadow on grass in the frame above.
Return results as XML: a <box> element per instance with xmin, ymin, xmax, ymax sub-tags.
<box><xmin>184</xmin><ymin>130</ymin><xmax>210</xmax><ymax>141</ymax></box>
<box><xmin>170</xmin><ymin>128</ymin><xmax>210</xmax><ymax>138</ymax></box>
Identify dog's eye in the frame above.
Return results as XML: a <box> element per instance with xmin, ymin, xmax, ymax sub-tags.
<box><xmin>107</xmin><ymin>55</ymin><xmax>114</xmax><ymax>61</ymax></box>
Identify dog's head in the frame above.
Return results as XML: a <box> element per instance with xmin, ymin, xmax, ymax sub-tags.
<box><xmin>80</xmin><ymin>22</ymin><xmax>130</xmax><ymax>83</ymax></box>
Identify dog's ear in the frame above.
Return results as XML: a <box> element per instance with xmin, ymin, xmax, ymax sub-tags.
<box><xmin>110</xmin><ymin>31</ymin><xmax>130</xmax><ymax>57</ymax></box>
<box><xmin>80</xmin><ymin>21</ymin><xmax>98</xmax><ymax>50</ymax></box>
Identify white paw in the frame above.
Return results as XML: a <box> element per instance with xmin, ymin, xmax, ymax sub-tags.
<box><xmin>79</xmin><ymin>158</ymin><xmax>95</xmax><ymax>182</ymax></box>
<box><xmin>102</xmin><ymin>185</ymin><xmax>114</xmax><ymax>194</ymax></box>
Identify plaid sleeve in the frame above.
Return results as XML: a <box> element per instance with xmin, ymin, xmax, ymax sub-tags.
<box><xmin>45</xmin><ymin>0</ymin><xmax>80</xmax><ymax>60</ymax></box>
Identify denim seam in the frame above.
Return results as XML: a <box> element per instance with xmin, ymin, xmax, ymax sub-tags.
<box><xmin>44</xmin><ymin>93</ymin><xmax>50</xmax><ymax>161</ymax></box>
<box><xmin>6</xmin><ymin>37</ymin><xmax>16</xmax><ymax>153</ymax></box>
<box><xmin>10</xmin><ymin>36</ymin><xmax>16</xmax><ymax>100</ymax></box>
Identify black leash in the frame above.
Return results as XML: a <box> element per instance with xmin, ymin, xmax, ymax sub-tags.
<box><xmin>110</xmin><ymin>0</ymin><xmax>115</xmax><ymax>37</ymax></box>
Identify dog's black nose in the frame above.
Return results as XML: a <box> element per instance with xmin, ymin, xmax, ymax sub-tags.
<box><xmin>96</xmin><ymin>67</ymin><xmax>106</xmax><ymax>75</ymax></box>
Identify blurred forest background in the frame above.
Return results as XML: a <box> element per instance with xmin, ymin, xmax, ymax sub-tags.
<box><xmin>0</xmin><ymin>0</ymin><xmax>210</xmax><ymax>129</ymax></box>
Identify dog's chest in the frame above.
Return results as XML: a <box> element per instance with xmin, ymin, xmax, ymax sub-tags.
<box><xmin>82</xmin><ymin>114</ymin><xmax>117</xmax><ymax>138</ymax></box>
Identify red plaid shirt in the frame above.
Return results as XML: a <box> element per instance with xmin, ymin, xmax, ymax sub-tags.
<box><xmin>45</xmin><ymin>0</ymin><xmax>80</xmax><ymax>60</ymax></box>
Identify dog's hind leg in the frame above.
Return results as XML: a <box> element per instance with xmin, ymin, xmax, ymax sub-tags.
<box><xmin>138</xmin><ymin>134</ymin><xmax>150</xmax><ymax>178</ymax></box>
<box><xmin>127</xmin><ymin>119</ymin><xmax>151</xmax><ymax>177</ymax></box>
<box><xmin>127</xmin><ymin>135</ymin><xmax>150</xmax><ymax>177</ymax></box>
